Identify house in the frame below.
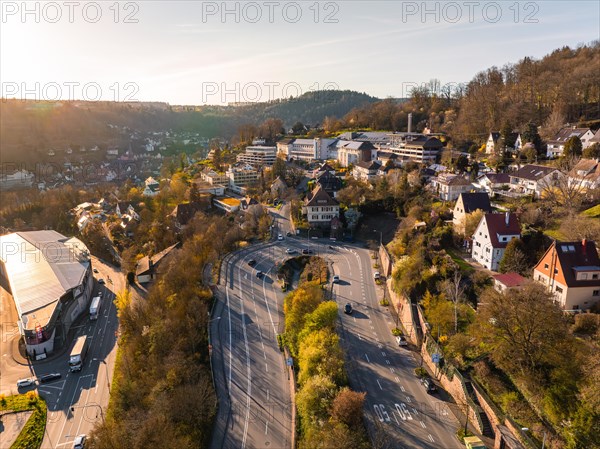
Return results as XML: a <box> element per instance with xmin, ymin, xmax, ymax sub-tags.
<box><xmin>471</xmin><ymin>212</ymin><xmax>521</xmax><ymax>271</ymax></box>
<box><xmin>312</xmin><ymin>162</ymin><xmax>335</xmax><ymax>179</ymax></box>
<box><xmin>316</xmin><ymin>170</ymin><xmax>343</xmax><ymax>198</ymax></box>
<box><xmin>240</xmin><ymin>196</ymin><xmax>259</xmax><ymax>210</ymax></box>
<box><xmin>143</xmin><ymin>177</ymin><xmax>160</xmax><ymax>197</ymax></box>
<box><xmin>271</xmin><ymin>176</ymin><xmax>288</xmax><ymax>197</ymax></box>
<box><xmin>352</xmin><ymin>160</ymin><xmax>382</xmax><ymax>182</ymax></box>
<box><xmin>431</xmin><ymin>173</ymin><xmax>474</xmax><ymax>201</ymax></box>
<box><xmin>476</xmin><ymin>172</ymin><xmax>511</xmax><ymax>194</ymax></box>
<box><xmin>546</xmin><ymin>127</ymin><xmax>595</xmax><ymax>158</ymax></box>
<box><xmin>493</xmin><ymin>272</ymin><xmax>527</xmax><ymax>292</ymax></box>
<box><xmin>337</xmin><ymin>141</ymin><xmax>375</xmax><ymax>167</ymax></box>
<box><xmin>136</xmin><ymin>243</ymin><xmax>179</xmax><ymax>284</ymax></box>
<box><xmin>213</xmin><ymin>197</ymin><xmax>241</xmax><ymax>213</ymax></box>
<box><xmin>115</xmin><ymin>202</ymin><xmax>140</xmax><ymax>221</ymax></box>
<box><xmin>169</xmin><ymin>201</ymin><xmax>205</xmax><ymax>231</ymax></box>
<box><xmin>452</xmin><ymin>192</ymin><xmax>492</xmax><ymax>234</ymax></box>
<box><xmin>568</xmin><ymin>158</ymin><xmax>600</xmax><ymax>190</ymax></box>
<box><xmin>533</xmin><ymin>240</ymin><xmax>600</xmax><ymax>310</ymax></box>
<box><xmin>376</xmin><ymin>151</ymin><xmax>399</xmax><ymax>167</ymax></box>
<box><xmin>485</xmin><ymin>132</ymin><xmax>501</xmax><ymax>154</ymax></box>
<box><xmin>302</xmin><ymin>184</ymin><xmax>339</xmax><ymax>228</ymax></box>
<box><xmin>509</xmin><ymin>164</ymin><xmax>562</xmax><ymax>198</ymax></box>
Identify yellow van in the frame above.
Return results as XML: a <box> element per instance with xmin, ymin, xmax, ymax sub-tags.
<box><xmin>464</xmin><ymin>436</ymin><xmax>487</xmax><ymax>449</ymax></box>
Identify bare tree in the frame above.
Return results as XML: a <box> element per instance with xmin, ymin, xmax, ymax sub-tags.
<box><xmin>442</xmin><ymin>270</ymin><xmax>466</xmax><ymax>334</ymax></box>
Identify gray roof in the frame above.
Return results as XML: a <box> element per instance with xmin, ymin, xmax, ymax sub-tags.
<box><xmin>0</xmin><ymin>231</ymin><xmax>90</xmax><ymax>317</ymax></box>
<box><xmin>511</xmin><ymin>164</ymin><xmax>559</xmax><ymax>181</ymax></box>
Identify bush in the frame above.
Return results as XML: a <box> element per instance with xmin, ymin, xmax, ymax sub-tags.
<box><xmin>391</xmin><ymin>328</ymin><xmax>403</xmax><ymax>336</ymax></box>
<box><xmin>456</xmin><ymin>427</ymin><xmax>473</xmax><ymax>441</ymax></box>
<box><xmin>379</xmin><ymin>298</ymin><xmax>389</xmax><ymax>306</ymax></box>
<box><xmin>414</xmin><ymin>367</ymin><xmax>427</xmax><ymax>378</ymax></box>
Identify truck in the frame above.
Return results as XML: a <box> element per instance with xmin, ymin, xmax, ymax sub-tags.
<box><xmin>69</xmin><ymin>335</ymin><xmax>89</xmax><ymax>372</ymax></box>
<box><xmin>89</xmin><ymin>296</ymin><xmax>101</xmax><ymax>320</ymax></box>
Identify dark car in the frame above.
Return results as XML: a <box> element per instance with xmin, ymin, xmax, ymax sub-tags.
<box><xmin>344</xmin><ymin>303</ymin><xmax>353</xmax><ymax>314</ymax></box>
<box><xmin>286</xmin><ymin>231</ymin><xmax>292</xmax><ymax>237</ymax></box>
<box><xmin>97</xmin><ymin>278</ymin><xmax>105</xmax><ymax>285</ymax></box>
<box><xmin>420</xmin><ymin>377</ymin><xmax>437</xmax><ymax>394</ymax></box>
<box><xmin>302</xmin><ymin>249</ymin><xmax>313</xmax><ymax>255</ymax></box>
<box><xmin>256</xmin><ymin>270</ymin><xmax>264</xmax><ymax>278</ymax></box>
<box><xmin>39</xmin><ymin>373</ymin><xmax>62</xmax><ymax>383</ymax></box>
<box><xmin>247</xmin><ymin>259</ymin><xmax>257</xmax><ymax>267</ymax></box>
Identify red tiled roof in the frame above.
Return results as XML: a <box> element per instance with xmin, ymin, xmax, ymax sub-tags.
<box><xmin>482</xmin><ymin>213</ymin><xmax>521</xmax><ymax>248</ymax></box>
<box><xmin>493</xmin><ymin>272</ymin><xmax>526</xmax><ymax>288</ymax></box>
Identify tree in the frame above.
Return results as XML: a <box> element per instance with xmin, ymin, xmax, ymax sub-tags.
<box><xmin>441</xmin><ymin>270</ymin><xmax>466</xmax><ymax>334</ymax></box>
<box><xmin>331</xmin><ymin>388</ymin><xmax>366</xmax><ymax>428</ymax></box>
<box><xmin>522</xmin><ymin>122</ymin><xmax>542</xmax><ymax>152</ymax></box>
<box><xmin>499</xmin><ymin>238</ymin><xmax>529</xmax><ymax>275</ymax></box>
<box><xmin>188</xmin><ymin>181</ymin><xmax>201</xmax><ymax>203</ymax></box>
<box><xmin>520</xmin><ymin>144</ymin><xmax>538</xmax><ymax>163</ymax></box>
<box><xmin>501</xmin><ymin>121</ymin><xmax>516</xmax><ymax>150</ymax></box>
<box><xmin>562</xmin><ymin>136</ymin><xmax>583</xmax><ymax>158</ymax></box>
<box><xmin>297</xmin><ymin>328</ymin><xmax>345</xmax><ymax>386</ymax></box>
<box><xmin>272</xmin><ymin>156</ymin><xmax>287</xmax><ymax>180</ymax></box>
<box><xmin>296</xmin><ymin>374</ymin><xmax>337</xmax><ymax>423</ymax></box>
<box><xmin>582</xmin><ymin>142</ymin><xmax>600</xmax><ymax>159</ymax></box>
<box><xmin>461</xmin><ymin>209</ymin><xmax>484</xmax><ymax>238</ymax></box>
<box><xmin>292</xmin><ymin>121</ymin><xmax>305</xmax><ymax>134</ymax></box>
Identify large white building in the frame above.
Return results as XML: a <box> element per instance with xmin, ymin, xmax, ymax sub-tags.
<box><xmin>471</xmin><ymin>213</ymin><xmax>521</xmax><ymax>271</ymax></box>
<box><xmin>0</xmin><ymin>231</ymin><xmax>94</xmax><ymax>357</ymax></box>
<box><xmin>302</xmin><ymin>184</ymin><xmax>339</xmax><ymax>227</ymax></box>
<box><xmin>226</xmin><ymin>163</ymin><xmax>259</xmax><ymax>187</ymax></box>
<box><xmin>546</xmin><ymin>127</ymin><xmax>595</xmax><ymax>158</ymax></box>
<box><xmin>237</xmin><ymin>145</ymin><xmax>277</xmax><ymax>167</ymax></box>
<box><xmin>389</xmin><ymin>135</ymin><xmax>444</xmax><ymax>163</ymax></box>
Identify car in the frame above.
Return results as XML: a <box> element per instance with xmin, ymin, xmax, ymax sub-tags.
<box><xmin>286</xmin><ymin>231</ymin><xmax>292</xmax><ymax>237</ymax></box>
<box><xmin>332</xmin><ymin>275</ymin><xmax>340</xmax><ymax>283</ymax></box>
<box><xmin>278</xmin><ymin>233</ymin><xmax>284</xmax><ymax>240</ymax></box>
<box><xmin>97</xmin><ymin>278</ymin><xmax>105</xmax><ymax>285</ymax></box>
<box><xmin>73</xmin><ymin>434</ymin><xmax>86</xmax><ymax>449</ymax></box>
<box><xmin>286</xmin><ymin>248</ymin><xmax>296</xmax><ymax>254</ymax></box>
<box><xmin>344</xmin><ymin>303</ymin><xmax>353</xmax><ymax>314</ymax></box>
<box><xmin>396</xmin><ymin>335</ymin><xmax>408</xmax><ymax>347</ymax></box>
<box><xmin>256</xmin><ymin>270</ymin><xmax>264</xmax><ymax>278</ymax></box>
<box><xmin>93</xmin><ymin>268</ymin><xmax>99</xmax><ymax>274</ymax></box>
<box><xmin>247</xmin><ymin>259</ymin><xmax>257</xmax><ymax>267</ymax></box>
<box><xmin>39</xmin><ymin>373</ymin><xmax>62</xmax><ymax>383</ymax></box>
<box><xmin>98</xmin><ymin>291</ymin><xmax>103</xmax><ymax>297</ymax></box>
<box><xmin>302</xmin><ymin>249</ymin><xmax>313</xmax><ymax>255</ymax></box>
<box><xmin>373</xmin><ymin>271</ymin><xmax>380</xmax><ymax>280</ymax></box>
<box><xmin>420</xmin><ymin>377</ymin><xmax>437</xmax><ymax>394</ymax></box>
<box><xmin>17</xmin><ymin>378</ymin><xmax>35</xmax><ymax>388</ymax></box>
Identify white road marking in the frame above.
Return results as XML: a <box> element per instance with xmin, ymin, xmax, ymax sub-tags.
<box><xmin>377</xmin><ymin>379</ymin><xmax>383</xmax><ymax>390</ymax></box>
<box><xmin>420</xmin><ymin>420</ymin><xmax>427</xmax><ymax>428</ymax></box>
<box><xmin>358</xmin><ymin>334</ymin><xmax>362</xmax><ymax>341</ymax></box>
<box><xmin>381</xmin><ymin>351</ymin><xmax>386</xmax><ymax>356</ymax></box>
<box><xmin>390</xmin><ymin>367</ymin><xmax>395</xmax><ymax>373</ymax></box>
<box><xmin>400</xmin><ymin>385</ymin><xmax>405</xmax><ymax>392</ymax></box>
<box><xmin>395</xmin><ymin>377</ymin><xmax>400</xmax><ymax>382</ymax></box>
<box><xmin>406</xmin><ymin>396</ymin><xmax>411</xmax><ymax>403</ymax></box>
<box><xmin>365</xmin><ymin>354</ymin><xmax>370</xmax><ymax>363</ymax></box>
<box><xmin>393</xmin><ymin>410</ymin><xmax>400</xmax><ymax>425</ymax></box>
<box><xmin>386</xmin><ymin>360</ymin><xmax>390</xmax><ymax>365</ymax></box>
<box><xmin>428</xmin><ymin>434</ymin><xmax>434</xmax><ymax>442</ymax></box>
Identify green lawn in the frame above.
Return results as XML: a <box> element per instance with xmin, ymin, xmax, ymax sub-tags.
<box><xmin>0</xmin><ymin>393</ymin><xmax>47</xmax><ymax>449</ymax></box>
<box><xmin>445</xmin><ymin>247</ymin><xmax>475</xmax><ymax>273</ymax></box>
<box><xmin>582</xmin><ymin>204</ymin><xmax>600</xmax><ymax>218</ymax></box>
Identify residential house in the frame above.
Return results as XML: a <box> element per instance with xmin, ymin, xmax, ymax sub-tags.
<box><xmin>471</xmin><ymin>212</ymin><xmax>521</xmax><ymax>271</ymax></box>
<box><xmin>589</xmin><ymin>128</ymin><xmax>600</xmax><ymax>145</ymax></box>
<box><xmin>240</xmin><ymin>196</ymin><xmax>259</xmax><ymax>210</ymax></box>
<box><xmin>493</xmin><ymin>272</ymin><xmax>527</xmax><ymax>292</ymax></box>
<box><xmin>567</xmin><ymin>158</ymin><xmax>600</xmax><ymax>190</ymax></box>
<box><xmin>431</xmin><ymin>173</ymin><xmax>474</xmax><ymax>201</ymax></box>
<box><xmin>352</xmin><ymin>160</ymin><xmax>382</xmax><ymax>182</ymax></box>
<box><xmin>546</xmin><ymin>127</ymin><xmax>595</xmax><ymax>158</ymax></box>
<box><xmin>316</xmin><ymin>170</ymin><xmax>343</xmax><ymax>198</ymax></box>
<box><xmin>475</xmin><ymin>172</ymin><xmax>511</xmax><ymax>194</ymax></box>
<box><xmin>136</xmin><ymin>243</ymin><xmax>179</xmax><ymax>284</ymax></box>
<box><xmin>302</xmin><ymin>184</ymin><xmax>339</xmax><ymax>228</ymax></box>
<box><xmin>509</xmin><ymin>164</ymin><xmax>562</xmax><ymax>198</ymax></box>
<box><xmin>376</xmin><ymin>151</ymin><xmax>399</xmax><ymax>167</ymax></box>
<box><xmin>271</xmin><ymin>176</ymin><xmax>288</xmax><ymax>197</ymax></box>
<box><xmin>143</xmin><ymin>176</ymin><xmax>160</xmax><ymax>197</ymax></box>
<box><xmin>312</xmin><ymin>162</ymin><xmax>335</xmax><ymax>179</ymax></box>
<box><xmin>115</xmin><ymin>202</ymin><xmax>140</xmax><ymax>221</ymax></box>
<box><xmin>533</xmin><ymin>239</ymin><xmax>600</xmax><ymax>310</ymax></box>
<box><xmin>485</xmin><ymin>132</ymin><xmax>501</xmax><ymax>154</ymax></box>
<box><xmin>169</xmin><ymin>201</ymin><xmax>206</xmax><ymax>232</ymax></box>
<box><xmin>452</xmin><ymin>192</ymin><xmax>492</xmax><ymax>234</ymax></box>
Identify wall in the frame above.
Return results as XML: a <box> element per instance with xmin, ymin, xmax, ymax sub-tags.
<box><xmin>378</xmin><ymin>245</ymin><xmax>393</xmax><ymax>278</ymax></box>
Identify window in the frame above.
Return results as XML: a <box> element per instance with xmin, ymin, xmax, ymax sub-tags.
<box><xmin>593</xmin><ymin>290</ymin><xmax>600</xmax><ymax>297</ymax></box>
<box><xmin>593</xmin><ymin>274</ymin><xmax>599</xmax><ymax>280</ymax></box>
<box><xmin>501</xmin><ymin>237</ymin><xmax>507</xmax><ymax>242</ymax></box>
<box><xmin>555</xmin><ymin>286</ymin><xmax>563</xmax><ymax>293</ymax></box>
<box><xmin>554</xmin><ymin>269</ymin><xmax>559</xmax><ymax>274</ymax></box>
<box><xmin>581</xmin><ymin>273</ymin><xmax>588</xmax><ymax>280</ymax></box>
<box><xmin>544</xmin><ymin>263</ymin><xmax>549</xmax><ymax>269</ymax></box>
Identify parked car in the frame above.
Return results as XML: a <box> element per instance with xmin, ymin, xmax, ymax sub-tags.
<box><xmin>286</xmin><ymin>248</ymin><xmax>296</xmax><ymax>254</ymax></box>
<box><xmin>97</xmin><ymin>278</ymin><xmax>105</xmax><ymax>285</ymax></box>
<box><xmin>396</xmin><ymin>335</ymin><xmax>408</xmax><ymax>347</ymax></box>
<box><xmin>302</xmin><ymin>249</ymin><xmax>313</xmax><ymax>255</ymax></box>
<box><xmin>332</xmin><ymin>275</ymin><xmax>340</xmax><ymax>283</ymax></box>
<box><xmin>39</xmin><ymin>373</ymin><xmax>62</xmax><ymax>383</ymax></box>
<box><xmin>344</xmin><ymin>303</ymin><xmax>353</xmax><ymax>314</ymax></box>
<box><xmin>247</xmin><ymin>259</ymin><xmax>257</xmax><ymax>267</ymax></box>
<box><xmin>17</xmin><ymin>378</ymin><xmax>35</xmax><ymax>388</ymax></box>
<box><xmin>286</xmin><ymin>231</ymin><xmax>292</xmax><ymax>237</ymax></box>
<box><xmin>278</xmin><ymin>234</ymin><xmax>284</xmax><ymax>241</ymax></box>
<box><xmin>373</xmin><ymin>271</ymin><xmax>380</xmax><ymax>280</ymax></box>
<box><xmin>73</xmin><ymin>434</ymin><xmax>86</xmax><ymax>449</ymax></box>
<box><xmin>420</xmin><ymin>377</ymin><xmax>437</xmax><ymax>394</ymax></box>
<box><xmin>256</xmin><ymin>271</ymin><xmax>264</xmax><ymax>278</ymax></box>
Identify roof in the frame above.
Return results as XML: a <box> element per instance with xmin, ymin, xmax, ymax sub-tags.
<box><xmin>0</xmin><ymin>231</ymin><xmax>90</xmax><ymax>327</ymax></box>
<box><xmin>510</xmin><ymin>164</ymin><xmax>558</xmax><ymax>181</ymax></box>
<box><xmin>537</xmin><ymin>240</ymin><xmax>600</xmax><ymax>288</ymax></box>
<box><xmin>489</xmin><ymin>131</ymin><xmax>501</xmax><ymax>142</ymax></box>
<box><xmin>569</xmin><ymin>158</ymin><xmax>600</xmax><ymax>181</ymax></box>
<box><xmin>548</xmin><ymin>127</ymin><xmax>592</xmax><ymax>143</ymax></box>
<box><xmin>136</xmin><ymin>243</ymin><xmax>179</xmax><ymax>276</ymax></box>
<box><xmin>355</xmin><ymin>160</ymin><xmax>382</xmax><ymax>170</ymax></box>
<box><xmin>480</xmin><ymin>213</ymin><xmax>521</xmax><ymax>248</ymax></box>
<box><xmin>493</xmin><ymin>272</ymin><xmax>526</xmax><ymax>288</ymax></box>
<box><xmin>317</xmin><ymin>171</ymin><xmax>342</xmax><ymax>191</ymax></box>
<box><xmin>482</xmin><ymin>172</ymin><xmax>510</xmax><ymax>184</ymax></box>
<box><xmin>170</xmin><ymin>202</ymin><xmax>204</xmax><ymax>225</ymax></box>
<box><xmin>457</xmin><ymin>192</ymin><xmax>492</xmax><ymax>214</ymax></box>
<box><xmin>318</xmin><ymin>162</ymin><xmax>335</xmax><ymax>172</ymax></box>
<box><xmin>437</xmin><ymin>174</ymin><xmax>471</xmax><ymax>186</ymax></box>
<box><xmin>590</xmin><ymin>129</ymin><xmax>600</xmax><ymax>143</ymax></box>
<box><xmin>305</xmin><ymin>184</ymin><xmax>338</xmax><ymax>207</ymax></box>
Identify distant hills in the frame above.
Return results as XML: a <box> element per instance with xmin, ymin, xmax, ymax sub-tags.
<box><xmin>0</xmin><ymin>90</ymin><xmax>379</xmax><ymax>163</ymax></box>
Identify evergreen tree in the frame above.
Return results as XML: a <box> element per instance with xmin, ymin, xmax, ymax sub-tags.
<box><xmin>562</xmin><ymin>136</ymin><xmax>583</xmax><ymax>158</ymax></box>
<box><xmin>499</xmin><ymin>238</ymin><xmax>529</xmax><ymax>275</ymax></box>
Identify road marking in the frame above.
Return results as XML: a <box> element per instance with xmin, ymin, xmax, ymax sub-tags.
<box><xmin>400</xmin><ymin>385</ymin><xmax>405</xmax><ymax>392</ymax></box>
<box><xmin>358</xmin><ymin>334</ymin><xmax>362</xmax><ymax>341</ymax></box>
<box><xmin>377</xmin><ymin>379</ymin><xmax>383</xmax><ymax>390</ymax></box>
<box><xmin>406</xmin><ymin>396</ymin><xmax>411</xmax><ymax>403</ymax></box>
<box><xmin>428</xmin><ymin>434</ymin><xmax>434</xmax><ymax>442</ymax></box>
<box><xmin>420</xmin><ymin>420</ymin><xmax>426</xmax><ymax>428</ymax></box>
<box><xmin>390</xmin><ymin>367</ymin><xmax>395</xmax><ymax>373</ymax></box>
<box><xmin>365</xmin><ymin>354</ymin><xmax>370</xmax><ymax>363</ymax></box>
<box><xmin>393</xmin><ymin>410</ymin><xmax>400</xmax><ymax>425</ymax></box>
<box><xmin>385</xmin><ymin>360</ymin><xmax>390</xmax><ymax>365</ymax></box>
<box><xmin>353</xmin><ymin>317</ymin><xmax>356</xmax><ymax>322</ymax></box>
<box><xmin>381</xmin><ymin>351</ymin><xmax>386</xmax><ymax>356</ymax></box>
<box><xmin>265</xmin><ymin>421</ymin><xmax>269</xmax><ymax>435</ymax></box>
<box><xmin>378</xmin><ymin>344</ymin><xmax>382</xmax><ymax>348</ymax></box>
<box><xmin>265</xmin><ymin>363</ymin><xmax>269</xmax><ymax>372</ymax></box>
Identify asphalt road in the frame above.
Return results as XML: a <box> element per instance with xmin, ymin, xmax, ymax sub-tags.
<box><xmin>211</xmin><ymin>203</ymin><xmax>464</xmax><ymax>449</ymax></box>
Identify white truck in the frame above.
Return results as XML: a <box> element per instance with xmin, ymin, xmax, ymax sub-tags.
<box><xmin>89</xmin><ymin>296</ymin><xmax>101</xmax><ymax>320</ymax></box>
<box><xmin>69</xmin><ymin>335</ymin><xmax>89</xmax><ymax>372</ymax></box>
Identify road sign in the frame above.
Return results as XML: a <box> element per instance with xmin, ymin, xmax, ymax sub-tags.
<box><xmin>432</xmin><ymin>353</ymin><xmax>441</xmax><ymax>364</ymax></box>
<box><xmin>286</xmin><ymin>357</ymin><xmax>293</xmax><ymax>366</ymax></box>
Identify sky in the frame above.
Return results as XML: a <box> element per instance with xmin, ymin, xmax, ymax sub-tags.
<box><xmin>1</xmin><ymin>1</ymin><xmax>599</xmax><ymax>105</ymax></box>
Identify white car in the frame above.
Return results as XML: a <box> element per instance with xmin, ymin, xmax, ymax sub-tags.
<box><xmin>278</xmin><ymin>234</ymin><xmax>284</xmax><ymax>241</ymax></box>
<box><xmin>374</xmin><ymin>271</ymin><xmax>380</xmax><ymax>280</ymax></box>
<box><xmin>286</xmin><ymin>248</ymin><xmax>296</xmax><ymax>254</ymax></box>
<box><xmin>73</xmin><ymin>434</ymin><xmax>86</xmax><ymax>449</ymax></box>
<box><xmin>396</xmin><ymin>335</ymin><xmax>408</xmax><ymax>347</ymax></box>
<box><xmin>332</xmin><ymin>275</ymin><xmax>340</xmax><ymax>283</ymax></box>
<box><xmin>17</xmin><ymin>378</ymin><xmax>35</xmax><ymax>388</ymax></box>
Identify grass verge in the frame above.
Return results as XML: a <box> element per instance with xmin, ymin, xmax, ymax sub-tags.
<box><xmin>0</xmin><ymin>393</ymin><xmax>47</xmax><ymax>449</ymax></box>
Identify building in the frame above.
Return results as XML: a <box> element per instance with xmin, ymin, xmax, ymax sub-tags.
<box><xmin>546</xmin><ymin>127</ymin><xmax>595</xmax><ymax>158</ymax></box>
<box><xmin>509</xmin><ymin>164</ymin><xmax>562</xmax><ymax>198</ymax></box>
<box><xmin>236</xmin><ymin>145</ymin><xmax>277</xmax><ymax>167</ymax></box>
<box><xmin>302</xmin><ymin>184</ymin><xmax>339</xmax><ymax>228</ymax></box>
<box><xmin>271</xmin><ymin>176</ymin><xmax>288</xmax><ymax>197</ymax></box>
<box><xmin>337</xmin><ymin>141</ymin><xmax>375</xmax><ymax>167</ymax></box>
<box><xmin>136</xmin><ymin>243</ymin><xmax>179</xmax><ymax>284</ymax></box>
<box><xmin>389</xmin><ymin>135</ymin><xmax>444</xmax><ymax>163</ymax></box>
<box><xmin>0</xmin><ymin>169</ymin><xmax>35</xmax><ymax>190</ymax></box>
<box><xmin>452</xmin><ymin>192</ymin><xmax>492</xmax><ymax>234</ymax></box>
<box><xmin>431</xmin><ymin>173</ymin><xmax>474</xmax><ymax>201</ymax></box>
<box><xmin>471</xmin><ymin>213</ymin><xmax>521</xmax><ymax>271</ymax></box>
<box><xmin>493</xmin><ymin>272</ymin><xmax>527</xmax><ymax>292</ymax></box>
<box><xmin>277</xmin><ymin>138</ymin><xmax>317</xmax><ymax>162</ymax></box>
<box><xmin>475</xmin><ymin>172</ymin><xmax>510</xmax><ymax>194</ymax></box>
<box><xmin>316</xmin><ymin>138</ymin><xmax>340</xmax><ymax>160</ymax></box>
<box><xmin>143</xmin><ymin>176</ymin><xmax>160</xmax><ymax>196</ymax></box>
<box><xmin>213</xmin><ymin>197</ymin><xmax>241</xmax><ymax>213</ymax></box>
<box><xmin>316</xmin><ymin>170</ymin><xmax>343</xmax><ymax>198</ymax></box>
<box><xmin>352</xmin><ymin>160</ymin><xmax>382</xmax><ymax>182</ymax></box>
<box><xmin>567</xmin><ymin>158</ymin><xmax>600</xmax><ymax>190</ymax></box>
<box><xmin>0</xmin><ymin>231</ymin><xmax>94</xmax><ymax>357</ymax></box>
<box><xmin>169</xmin><ymin>201</ymin><xmax>207</xmax><ymax>232</ymax></box>
<box><xmin>200</xmin><ymin>167</ymin><xmax>229</xmax><ymax>186</ymax></box>
<box><xmin>226</xmin><ymin>163</ymin><xmax>259</xmax><ymax>187</ymax></box>
<box><xmin>485</xmin><ymin>131</ymin><xmax>522</xmax><ymax>154</ymax></box>
<box><xmin>485</xmin><ymin>132</ymin><xmax>501</xmax><ymax>154</ymax></box>
<box><xmin>533</xmin><ymin>240</ymin><xmax>600</xmax><ymax>310</ymax></box>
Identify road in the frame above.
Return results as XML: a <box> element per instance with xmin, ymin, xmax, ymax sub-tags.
<box><xmin>210</xmin><ymin>202</ymin><xmax>464</xmax><ymax>449</ymax></box>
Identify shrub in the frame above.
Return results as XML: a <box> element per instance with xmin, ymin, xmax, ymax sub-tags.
<box><xmin>391</xmin><ymin>328</ymin><xmax>403</xmax><ymax>336</ymax></box>
<box><xmin>379</xmin><ymin>298</ymin><xmax>389</xmax><ymax>306</ymax></box>
<box><xmin>414</xmin><ymin>367</ymin><xmax>427</xmax><ymax>378</ymax></box>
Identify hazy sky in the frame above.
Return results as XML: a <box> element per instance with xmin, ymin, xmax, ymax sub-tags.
<box><xmin>1</xmin><ymin>1</ymin><xmax>599</xmax><ymax>104</ymax></box>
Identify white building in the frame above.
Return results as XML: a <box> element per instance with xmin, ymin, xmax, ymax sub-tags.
<box><xmin>226</xmin><ymin>163</ymin><xmax>259</xmax><ymax>187</ymax></box>
<box><xmin>471</xmin><ymin>213</ymin><xmax>521</xmax><ymax>271</ymax></box>
<box><xmin>0</xmin><ymin>169</ymin><xmax>35</xmax><ymax>190</ymax></box>
<box><xmin>277</xmin><ymin>138</ymin><xmax>318</xmax><ymax>162</ymax></box>
<box><xmin>508</xmin><ymin>164</ymin><xmax>562</xmax><ymax>198</ymax></box>
<box><xmin>546</xmin><ymin>127</ymin><xmax>595</xmax><ymax>158</ymax></box>
<box><xmin>201</xmin><ymin>168</ymin><xmax>229</xmax><ymax>186</ymax></box>
<box><xmin>302</xmin><ymin>184</ymin><xmax>340</xmax><ymax>227</ymax></box>
<box><xmin>143</xmin><ymin>177</ymin><xmax>160</xmax><ymax>197</ymax></box>
<box><xmin>352</xmin><ymin>160</ymin><xmax>382</xmax><ymax>182</ymax></box>
<box><xmin>236</xmin><ymin>145</ymin><xmax>277</xmax><ymax>167</ymax></box>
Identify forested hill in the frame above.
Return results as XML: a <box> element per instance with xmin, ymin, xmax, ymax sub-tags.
<box><xmin>0</xmin><ymin>90</ymin><xmax>378</xmax><ymax>163</ymax></box>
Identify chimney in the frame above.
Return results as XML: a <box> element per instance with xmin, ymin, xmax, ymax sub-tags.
<box><xmin>582</xmin><ymin>239</ymin><xmax>587</xmax><ymax>254</ymax></box>
<box><xmin>505</xmin><ymin>212</ymin><xmax>510</xmax><ymax>227</ymax></box>
<box><xmin>408</xmin><ymin>113</ymin><xmax>413</xmax><ymax>134</ymax></box>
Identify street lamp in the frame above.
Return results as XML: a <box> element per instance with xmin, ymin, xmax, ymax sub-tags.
<box><xmin>373</xmin><ymin>229</ymin><xmax>382</xmax><ymax>247</ymax></box>
<box><xmin>92</xmin><ymin>358</ymin><xmax>110</xmax><ymax>393</ymax></box>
